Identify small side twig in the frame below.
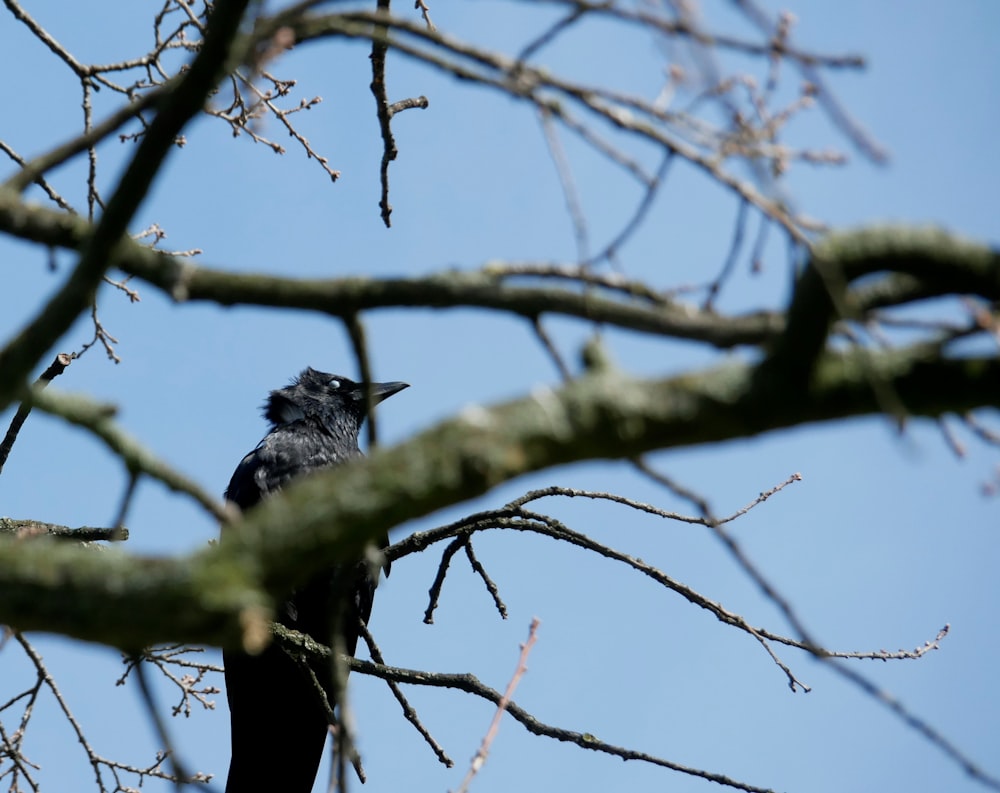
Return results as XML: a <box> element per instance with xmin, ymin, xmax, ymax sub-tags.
<box><xmin>414</xmin><ymin>0</ymin><xmax>435</xmax><ymax>30</ymax></box>
<box><xmin>0</xmin><ymin>353</ymin><xmax>72</xmax><ymax>476</ymax></box>
<box><xmin>530</xmin><ymin>316</ymin><xmax>571</xmax><ymax>382</ymax></box>
<box><xmin>110</xmin><ymin>473</ymin><xmax>139</xmax><ymax>542</ymax></box>
<box><xmin>269</xmin><ymin>623</ymin><xmax>364</xmax><ymax>787</ymax></box>
<box><xmin>132</xmin><ymin>658</ymin><xmax>192</xmax><ymax>787</ymax></box>
<box><xmin>370</xmin><ymin>0</ymin><xmax>397</xmax><ymax>227</ymax></box>
<box><xmin>452</xmin><ymin>618</ymin><xmax>540</xmax><ymax>793</ymax></box>
<box><xmin>368</xmin><ymin>0</ymin><xmax>430</xmax><ymax>226</ymax></box>
<box><xmin>424</xmin><ymin>534</ymin><xmax>469</xmax><ymax>623</ymax></box>
<box><xmin>539</xmin><ymin>108</ymin><xmax>590</xmax><ymax>262</ymax></box>
<box><xmin>12</xmin><ymin>633</ymin><xmax>210</xmax><ymax>790</ymax></box>
<box><xmin>588</xmin><ymin>149</ymin><xmax>675</xmax><ymax>266</ymax></box>
<box><xmin>704</xmin><ymin>198</ymin><xmax>750</xmax><ymax>311</ymax></box>
<box><xmin>117</xmin><ymin>645</ymin><xmax>221</xmax><ymax>718</ymax></box>
<box><xmin>343</xmin><ymin>313</ymin><xmax>378</xmax><ymax>448</ymax></box>
<box><xmin>357</xmin><ymin>620</ymin><xmax>454</xmax><ymax>768</ymax></box>
<box><xmin>388</xmin><ymin>95</ymin><xmax>429</xmax><ymax>115</ymax></box>
<box><xmin>826</xmin><ymin>653</ymin><xmax>1000</xmax><ymax>790</ymax></box>
<box><xmin>463</xmin><ymin>540</ymin><xmax>508</xmax><ymax>619</ymax></box>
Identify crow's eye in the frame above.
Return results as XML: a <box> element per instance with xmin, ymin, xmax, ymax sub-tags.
<box><xmin>327</xmin><ymin>378</ymin><xmax>341</xmax><ymax>389</ymax></box>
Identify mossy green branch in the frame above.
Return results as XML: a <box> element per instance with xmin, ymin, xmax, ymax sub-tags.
<box><xmin>759</xmin><ymin>226</ymin><xmax>1000</xmax><ymax>391</ymax></box>
<box><xmin>0</xmin><ymin>344</ymin><xmax>995</xmax><ymax>650</ymax></box>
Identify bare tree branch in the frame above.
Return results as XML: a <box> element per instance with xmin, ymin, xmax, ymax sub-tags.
<box><xmin>0</xmin><ymin>0</ymin><xmax>256</xmax><ymax>406</ymax></box>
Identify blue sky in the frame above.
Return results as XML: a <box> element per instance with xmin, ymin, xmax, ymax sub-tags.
<box><xmin>1</xmin><ymin>2</ymin><xmax>998</xmax><ymax>792</ymax></box>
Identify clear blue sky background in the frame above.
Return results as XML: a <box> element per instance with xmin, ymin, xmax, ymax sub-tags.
<box><xmin>1</xmin><ymin>2</ymin><xmax>997</xmax><ymax>792</ymax></box>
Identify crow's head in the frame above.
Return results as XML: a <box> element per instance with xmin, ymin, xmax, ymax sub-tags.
<box><xmin>263</xmin><ymin>367</ymin><xmax>409</xmax><ymax>433</ymax></box>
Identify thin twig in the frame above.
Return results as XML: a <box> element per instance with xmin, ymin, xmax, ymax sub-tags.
<box><xmin>356</xmin><ymin>621</ymin><xmax>454</xmax><ymax>767</ymax></box>
<box><xmin>13</xmin><ymin>633</ymin><xmax>208</xmax><ymax>790</ymax></box>
<box><xmin>589</xmin><ymin>150</ymin><xmax>675</xmax><ymax>266</ymax></box>
<box><xmin>277</xmin><ymin>622</ymin><xmax>783</xmax><ymax>792</ymax></box>
<box><xmin>0</xmin><ymin>353</ymin><xmax>72</xmax><ymax>476</ymax></box>
<box><xmin>370</xmin><ymin>0</ymin><xmax>397</xmax><ymax>227</ymax></box>
<box><xmin>132</xmin><ymin>659</ymin><xmax>192</xmax><ymax>787</ymax></box>
<box><xmin>704</xmin><ymin>198</ymin><xmax>750</xmax><ymax>310</ymax></box>
<box><xmin>344</xmin><ymin>313</ymin><xmax>379</xmax><ymax>448</ymax></box>
<box><xmin>452</xmin><ymin>618</ymin><xmax>540</xmax><ymax>793</ymax></box>
<box><xmin>530</xmin><ymin>317</ymin><xmax>572</xmax><ymax>381</ymax></box>
<box><xmin>539</xmin><ymin>108</ymin><xmax>590</xmax><ymax>262</ymax></box>
<box><xmin>463</xmin><ymin>540</ymin><xmax>508</xmax><ymax>619</ymax></box>
<box><xmin>349</xmin><ymin>654</ymin><xmax>779</xmax><ymax>793</ymax></box>
<box><xmin>423</xmin><ymin>534</ymin><xmax>469</xmax><ymax>623</ymax></box>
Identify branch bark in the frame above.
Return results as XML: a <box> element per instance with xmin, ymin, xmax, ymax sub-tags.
<box><xmin>0</xmin><ymin>343</ymin><xmax>995</xmax><ymax>649</ymax></box>
<box><xmin>2</xmin><ymin>186</ymin><xmax>995</xmax><ymax>368</ymax></box>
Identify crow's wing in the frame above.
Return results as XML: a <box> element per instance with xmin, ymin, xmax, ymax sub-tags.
<box><xmin>224</xmin><ymin>420</ymin><xmax>370</xmax><ymax>793</ymax></box>
<box><xmin>225</xmin><ymin>420</ymin><xmax>359</xmax><ymax>509</ymax></box>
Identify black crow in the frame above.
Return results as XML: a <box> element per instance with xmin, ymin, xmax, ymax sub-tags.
<box><xmin>223</xmin><ymin>367</ymin><xmax>408</xmax><ymax>793</ymax></box>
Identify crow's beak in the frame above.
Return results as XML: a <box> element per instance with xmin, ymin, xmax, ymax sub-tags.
<box><xmin>364</xmin><ymin>380</ymin><xmax>409</xmax><ymax>405</ymax></box>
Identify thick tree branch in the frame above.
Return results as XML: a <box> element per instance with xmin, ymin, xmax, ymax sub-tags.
<box><xmin>0</xmin><ymin>344</ymin><xmax>995</xmax><ymax>649</ymax></box>
<box><xmin>759</xmin><ymin>226</ymin><xmax>1000</xmax><ymax>391</ymax></box>
<box><xmin>0</xmin><ymin>187</ymin><xmax>780</xmax><ymax>346</ymax></box>
<box><xmin>3</xmin><ymin>192</ymin><xmax>994</xmax><ymax>353</ymax></box>
<box><xmin>0</xmin><ymin>518</ymin><xmax>128</xmax><ymax>542</ymax></box>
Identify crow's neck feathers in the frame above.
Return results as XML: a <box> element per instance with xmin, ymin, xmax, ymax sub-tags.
<box><xmin>265</xmin><ymin>395</ymin><xmax>306</xmax><ymax>426</ymax></box>
<box><xmin>263</xmin><ymin>368</ymin><xmax>362</xmax><ymax>434</ymax></box>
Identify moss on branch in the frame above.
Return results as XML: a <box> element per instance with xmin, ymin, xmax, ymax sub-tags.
<box><xmin>0</xmin><ymin>343</ymin><xmax>995</xmax><ymax>650</ymax></box>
